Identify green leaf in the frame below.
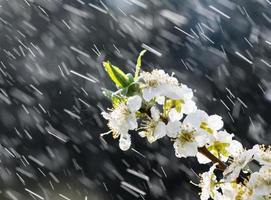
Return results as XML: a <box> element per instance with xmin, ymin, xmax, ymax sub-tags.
<box><xmin>134</xmin><ymin>49</ymin><xmax>147</xmax><ymax>80</ymax></box>
<box><xmin>103</xmin><ymin>61</ymin><xmax>131</xmax><ymax>88</ymax></box>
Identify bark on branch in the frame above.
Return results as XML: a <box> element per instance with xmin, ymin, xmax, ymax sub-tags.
<box><xmin>198</xmin><ymin>146</ymin><xmax>227</xmax><ymax>171</ymax></box>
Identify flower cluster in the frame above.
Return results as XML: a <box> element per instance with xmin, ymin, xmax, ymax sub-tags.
<box><xmin>101</xmin><ymin>50</ymin><xmax>271</xmax><ymax>200</ymax></box>
<box><xmin>200</xmin><ymin>145</ymin><xmax>271</xmax><ymax>200</ymax></box>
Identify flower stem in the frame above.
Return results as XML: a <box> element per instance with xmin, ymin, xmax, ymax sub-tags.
<box><xmin>198</xmin><ymin>146</ymin><xmax>227</xmax><ymax>171</ymax></box>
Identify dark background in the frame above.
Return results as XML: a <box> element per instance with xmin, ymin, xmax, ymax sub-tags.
<box><xmin>0</xmin><ymin>0</ymin><xmax>271</xmax><ymax>199</ymax></box>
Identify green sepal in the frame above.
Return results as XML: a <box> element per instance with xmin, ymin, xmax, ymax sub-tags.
<box><xmin>101</xmin><ymin>88</ymin><xmax>127</xmax><ymax>108</ymax></box>
<box><xmin>112</xmin><ymin>94</ymin><xmax>127</xmax><ymax>108</ymax></box>
<box><xmin>103</xmin><ymin>61</ymin><xmax>132</xmax><ymax>88</ymax></box>
<box><xmin>164</xmin><ymin>99</ymin><xmax>184</xmax><ymax>112</ymax></box>
<box><xmin>208</xmin><ymin>142</ymin><xmax>230</xmax><ymax>158</ymax></box>
<box><xmin>126</xmin><ymin>82</ymin><xmax>140</xmax><ymax>96</ymax></box>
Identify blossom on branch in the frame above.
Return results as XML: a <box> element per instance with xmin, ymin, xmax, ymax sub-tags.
<box><xmin>101</xmin><ymin>50</ymin><xmax>271</xmax><ymax>200</ymax></box>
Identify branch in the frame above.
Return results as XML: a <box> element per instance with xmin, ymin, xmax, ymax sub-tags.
<box><xmin>198</xmin><ymin>146</ymin><xmax>227</xmax><ymax>171</ymax></box>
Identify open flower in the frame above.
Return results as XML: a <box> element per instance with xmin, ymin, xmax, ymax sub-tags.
<box><xmin>138</xmin><ymin>106</ymin><xmax>167</xmax><ymax>143</ymax></box>
<box><xmin>167</xmin><ymin>121</ymin><xmax>207</xmax><ymax>158</ymax></box>
<box><xmin>102</xmin><ymin>95</ymin><xmax>142</xmax><ymax>150</ymax></box>
<box><xmin>223</xmin><ymin>148</ymin><xmax>255</xmax><ymax>181</ymax></box>
<box><xmin>183</xmin><ymin>110</ymin><xmax>223</xmax><ymax>146</ymax></box>
<box><xmin>173</xmin><ymin>124</ymin><xmax>199</xmax><ymax>158</ymax></box>
<box><xmin>197</xmin><ymin>130</ymin><xmax>243</xmax><ymax>164</ymax></box>
<box><xmin>101</xmin><ymin>53</ymin><xmax>271</xmax><ymax>200</ymax></box>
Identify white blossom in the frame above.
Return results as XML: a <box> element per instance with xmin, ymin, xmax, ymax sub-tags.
<box><xmin>102</xmin><ymin>95</ymin><xmax>142</xmax><ymax>150</ymax></box>
<box><xmin>197</xmin><ymin>131</ymin><xmax>243</xmax><ymax>164</ymax></box>
<box><xmin>138</xmin><ymin>106</ymin><xmax>167</xmax><ymax>143</ymax></box>
<box><xmin>223</xmin><ymin>148</ymin><xmax>255</xmax><ymax>181</ymax></box>
<box><xmin>169</xmin><ymin>122</ymin><xmax>207</xmax><ymax>158</ymax></box>
<box><xmin>183</xmin><ymin>110</ymin><xmax>224</xmax><ymax>147</ymax></box>
<box><xmin>102</xmin><ymin>58</ymin><xmax>271</xmax><ymax>200</ymax></box>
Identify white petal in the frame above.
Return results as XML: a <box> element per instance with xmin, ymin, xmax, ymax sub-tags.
<box><xmin>182</xmin><ymin>100</ymin><xmax>197</xmax><ymax>114</ymax></box>
<box><xmin>182</xmin><ymin>142</ymin><xmax>198</xmax><ymax>157</ymax></box>
<box><xmin>215</xmin><ymin>130</ymin><xmax>233</xmax><ymax>143</ymax></box>
<box><xmin>168</xmin><ymin>108</ymin><xmax>183</xmax><ymax>122</ymax></box>
<box><xmin>127</xmin><ymin>114</ymin><xmax>138</xmax><ymax>130</ymax></box>
<box><xmin>208</xmin><ymin>115</ymin><xmax>223</xmax><ymax>131</ymax></box>
<box><xmin>156</xmin><ymin>96</ymin><xmax>165</xmax><ymax>105</ymax></box>
<box><xmin>228</xmin><ymin>140</ymin><xmax>243</xmax><ymax>157</ymax></box>
<box><xmin>119</xmin><ymin>134</ymin><xmax>131</xmax><ymax>151</ymax></box>
<box><xmin>154</xmin><ymin>121</ymin><xmax>167</xmax><ymax>139</ymax></box>
<box><xmin>195</xmin><ymin>130</ymin><xmax>213</xmax><ymax>147</ymax></box>
<box><xmin>150</xmin><ymin>106</ymin><xmax>160</xmax><ymax>121</ymax></box>
<box><xmin>127</xmin><ymin>95</ymin><xmax>142</xmax><ymax>112</ymax></box>
<box><xmin>174</xmin><ymin>141</ymin><xmax>198</xmax><ymax>158</ymax></box>
<box><xmin>143</xmin><ymin>88</ymin><xmax>158</xmax><ymax>101</ymax></box>
<box><xmin>166</xmin><ymin>121</ymin><xmax>181</xmax><ymax>138</ymax></box>
<box><xmin>179</xmin><ymin>84</ymin><xmax>193</xmax><ymax>100</ymax></box>
<box><xmin>196</xmin><ymin>152</ymin><xmax>211</xmax><ymax>164</ymax></box>
<box><xmin>184</xmin><ymin>110</ymin><xmax>208</xmax><ymax>128</ymax></box>
<box><xmin>161</xmin><ymin>85</ymin><xmax>182</xmax><ymax>99</ymax></box>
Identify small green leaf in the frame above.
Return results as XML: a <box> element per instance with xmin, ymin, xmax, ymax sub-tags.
<box><xmin>103</xmin><ymin>61</ymin><xmax>131</xmax><ymax>88</ymax></box>
<box><xmin>162</xmin><ymin>99</ymin><xmax>184</xmax><ymax>118</ymax></box>
<box><xmin>135</xmin><ymin>49</ymin><xmax>147</xmax><ymax>80</ymax></box>
<box><xmin>174</xmin><ymin>100</ymin><xmax>184</xmax><ymax>112</ymax></box>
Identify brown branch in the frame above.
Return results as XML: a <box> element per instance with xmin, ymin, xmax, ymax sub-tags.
<box><xmin>198</xmin><ymin>146</ymin><xmax>227</xmax><ymax>171</ymax></box>
<box><xmin>198</xmin><ymin>145</ymin><xmax>249</xmax><ymax>185</ymax></box>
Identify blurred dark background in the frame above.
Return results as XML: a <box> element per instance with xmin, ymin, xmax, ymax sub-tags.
<box><xmin>0</xmin><ymin>0</ymin><xmax>271</xmax><ymax>199</ymax></box>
